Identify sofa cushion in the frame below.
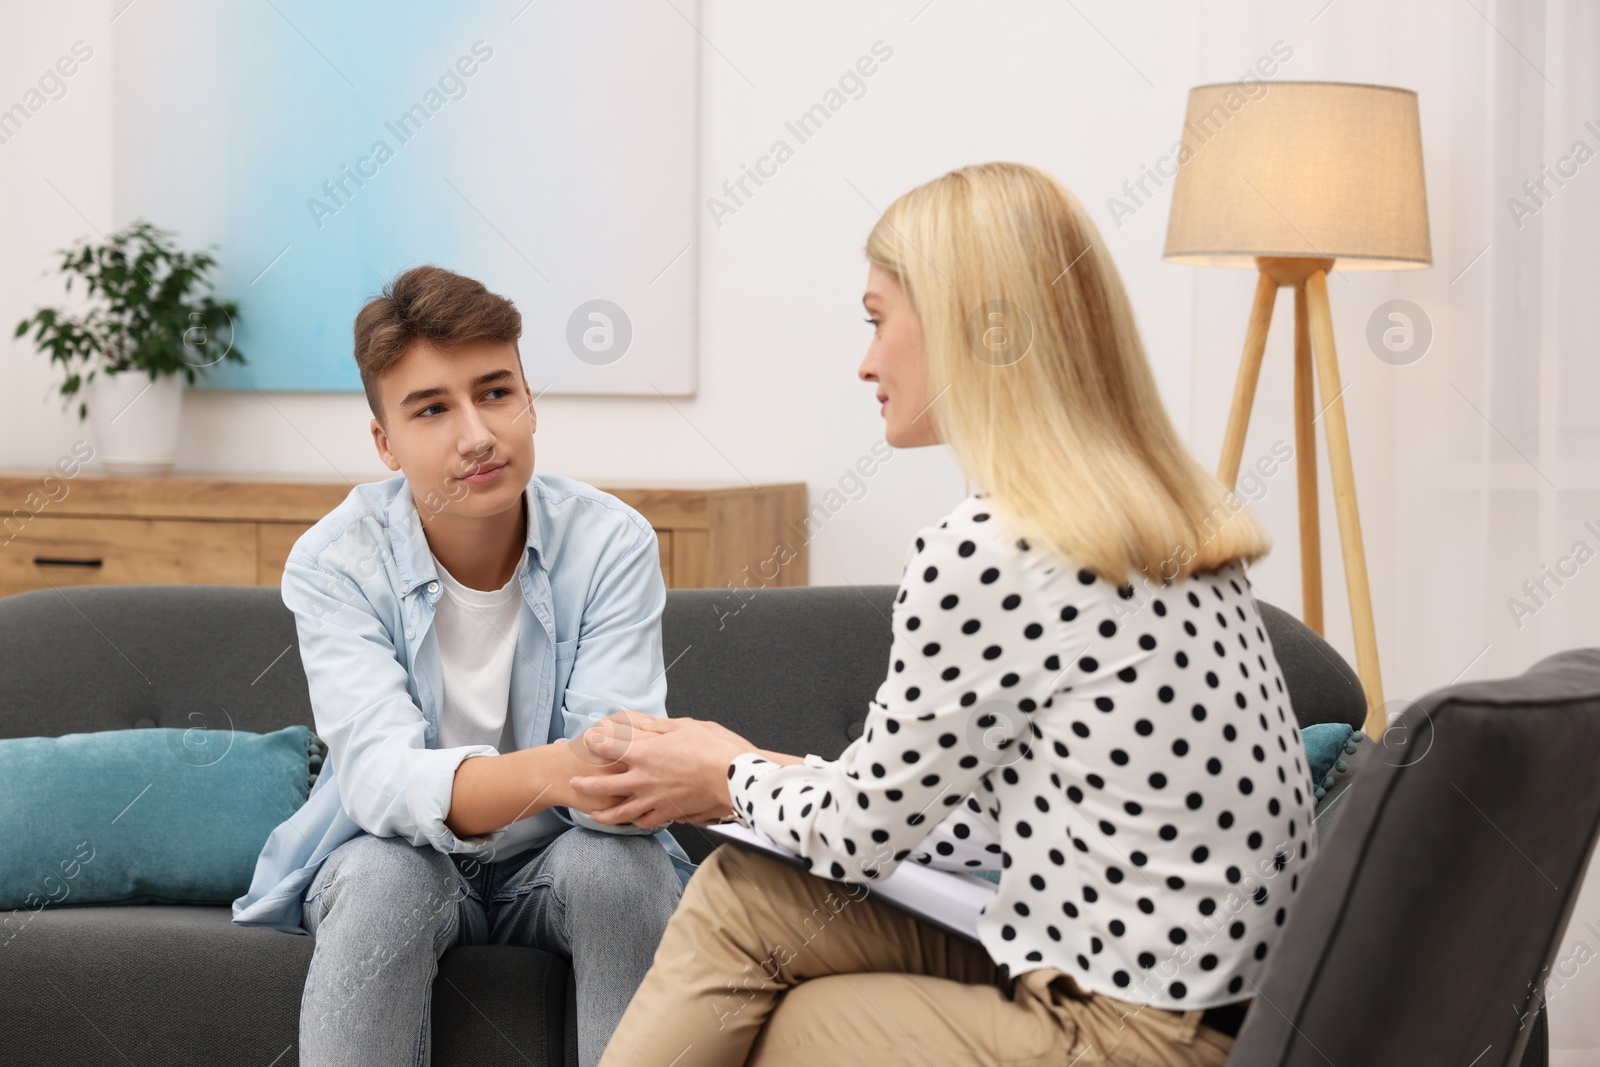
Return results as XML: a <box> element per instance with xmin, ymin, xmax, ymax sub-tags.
<box><xmin>1</xmin><ymin>904</ymin><xmax>313</xmax><ymax>1066</ymax></box>
<box><xmin>0</xmin><ymin>902</ymin><xmax>572</xmax><ymax>1067</ymax></box>
<box><xmin>1299</xmin><ymin>722</ymin><xmax>1365</xmax><ymax>792</ymax></box>
<box><xmin>1255</xmin><ymin>600</ymin><xmax>1367</xmax><ymax>730</ymax></box>
<box><xmin>0</xmin><ymin>585</ymin><xmax>312</xmax><ymax>742</ymax></box>
<box><xmin>0</xmin><ymin>724</ymin><xmax>317</xmax><ymax>908</ymax></box>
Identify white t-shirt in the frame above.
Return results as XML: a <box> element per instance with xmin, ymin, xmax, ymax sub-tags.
<box><xmin>432</xmin><ymin>556</ymin><xmax>523</xmax><ymax>754</ymax></box>
<box><xmin>431</xmin><ymin>554</ymin><xmax>567</xmax><ymax>859</ymax></box>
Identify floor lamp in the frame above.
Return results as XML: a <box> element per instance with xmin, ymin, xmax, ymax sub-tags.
<box><xmin>1162</xmin><ymin>81</ymin><xmax>1432</xmax><ymax>738</ymax></box>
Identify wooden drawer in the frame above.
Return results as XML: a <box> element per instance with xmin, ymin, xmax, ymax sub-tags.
<box><xmin>256</xmin><ymin>522</ymin><xmax>312</xmax><ymax>586</ymax></box>
<box><xmin>0</xmin><ymin>516</ymin><xmax>258</xmax><ymax>597</ymax></box>
<box><xmin>0</xmin><ymin>472</ymin><xmax>808</xmax><ymax>593</ymax></box>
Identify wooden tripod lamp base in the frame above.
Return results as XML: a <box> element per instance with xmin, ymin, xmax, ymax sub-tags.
<box><xmin>1160</xmin><ymin>82</ymin><xmax>1431</xmax><ymax>741</ymax></box>
<box><xmin>1216</xmin><ymin>256</ymin><xmax>1387</xmax><ymax>738</ymax></box>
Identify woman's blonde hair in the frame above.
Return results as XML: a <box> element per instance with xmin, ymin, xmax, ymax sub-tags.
<box><xmin>865</xmin><ymin>161</ymin><xmax>1271</xmax><ymax>588</ymax></box>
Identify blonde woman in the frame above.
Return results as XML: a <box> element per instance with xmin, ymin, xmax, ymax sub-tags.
<box><xmin>573</xmin><ymin>162</ymin><xmax>1319</xmax><ymax>1067</ymax></box>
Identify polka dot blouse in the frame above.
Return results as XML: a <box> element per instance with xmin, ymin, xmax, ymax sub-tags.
<box><xmin>727</xmin><ymin>493</ymin><xmax>1320</xmax><ymax>1010</ymax></box>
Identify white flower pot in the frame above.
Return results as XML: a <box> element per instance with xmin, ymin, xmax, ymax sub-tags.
<box><xmin>87</xmin><ymin>371</ymin><xmax>185</xmax><ymax>477</ymax></box>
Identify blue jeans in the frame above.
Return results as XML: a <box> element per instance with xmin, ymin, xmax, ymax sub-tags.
<box><xmin>298</xmin><ymin>826</ymin><xmax>682</xmax><ymax>1067</ymax></box>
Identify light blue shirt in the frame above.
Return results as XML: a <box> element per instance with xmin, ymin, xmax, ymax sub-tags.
<box><xmin>231</xmin><ymin>471</ymin><xmax>694</xmax><ymax>934</ymax></box>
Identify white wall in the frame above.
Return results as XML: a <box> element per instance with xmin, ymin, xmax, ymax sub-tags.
<box><xmin>5</xmin><ymin>1</ymin><xmax>1600</xmax><ymax>1059</ymax></box>
<box><xmin>2</xmin><ymin>0</ymin><xmax>1211</xmax><ymax>595</ymax></box>
<box><xmin>0</xmin><ymin>1</ymin><xmax>1358</xmax><ymax>624</ymax></box>
<box><xmin>1</xmin><ymin>4</ymin><xmax>114</xmax><ymax>465</ymax></box>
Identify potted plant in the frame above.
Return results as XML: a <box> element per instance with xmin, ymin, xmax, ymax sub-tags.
<box><xmin>14</xmin><ymin>219</ymin><xmax>247</xmax><ymax>476</ymax></box>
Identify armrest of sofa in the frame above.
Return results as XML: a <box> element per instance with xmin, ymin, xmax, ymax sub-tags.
<box><xmin>1257</xmin><ymin>598</ymin><xmax>1367</xmax><ymax>731</ymax></box>
<box><xmin>1252</xmin><ymin>598</ymin><xmax>1370</xmax><ymax>840</ymax></box>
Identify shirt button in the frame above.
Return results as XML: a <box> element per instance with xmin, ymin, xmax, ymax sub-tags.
<box><xmin>428</xmin><ymin>581</ymin><xmax>439</xmax><ymax>593</ymax></box>
<box><xmin>405</xmin><ymin>628</ymin><xmax>415</xmax><ymax>639</ymax></box>
<box><xmin>401</xmin><ymin>583</ymin><xmax>409</xmax><ymax>594</ymax></box>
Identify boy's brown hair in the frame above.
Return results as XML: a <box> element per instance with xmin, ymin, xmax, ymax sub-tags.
<box><xmin>353</xmin><ymin>265</ymin><xmax>523</xmax><ymax>425</ymax></box>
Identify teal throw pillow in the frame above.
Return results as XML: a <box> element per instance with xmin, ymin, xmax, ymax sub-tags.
<box><xmin>0</xmin><ymin>724</ymin><xmax>317</xmax><ymax>912</ymax></box>
<box><xmin>1300</xmin><ymin>722</ymin><xmax>1365</xmax><ymax>799</ymax></box>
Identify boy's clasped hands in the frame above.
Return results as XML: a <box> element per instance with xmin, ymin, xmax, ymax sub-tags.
<box><xmin>567</xmin><ymin>711</ymin><xmax>801</xmax><ymax>832</ymax></box>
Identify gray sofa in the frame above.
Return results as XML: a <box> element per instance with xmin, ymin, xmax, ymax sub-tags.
<box><xmin>0</xmin><ymin>582</ymin><xmax>1558</xmax><ymax>1065</ymax></box>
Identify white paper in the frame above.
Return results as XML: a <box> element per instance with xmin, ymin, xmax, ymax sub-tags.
<box><xmin>706</xmin><ymin>822</ymin><xmax>998</xmax><ymax>944</ymax></box>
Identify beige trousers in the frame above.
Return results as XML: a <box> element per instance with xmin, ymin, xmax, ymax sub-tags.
<box><xmin>599</xmin><ymin>844</ymin><xmax>1239</xmax><ymax>1067</ymax></box>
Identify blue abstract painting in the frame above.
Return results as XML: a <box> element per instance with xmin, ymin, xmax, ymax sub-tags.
<box><xmin>111</xmin><ymin>0</ymin><xmax>698</xmax><ymax>394</ymax></box>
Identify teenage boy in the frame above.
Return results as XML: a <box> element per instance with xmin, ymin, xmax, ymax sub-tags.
<box><xmin>232</xmin><ymin>265</ymin><xmax>692</xmax><ymax>1067</ymax></box>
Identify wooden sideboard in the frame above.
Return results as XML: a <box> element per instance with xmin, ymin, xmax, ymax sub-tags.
<box><xmin>0</xmin><ymin>470</ymin><xmax>808</xmax><ymax>597</ymax></box>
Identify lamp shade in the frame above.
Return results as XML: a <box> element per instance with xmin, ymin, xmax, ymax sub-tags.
<box><xmin>1163</xmin><ymin>81</ymin><xmax>1431</xmax><ymax>270</ymax></box>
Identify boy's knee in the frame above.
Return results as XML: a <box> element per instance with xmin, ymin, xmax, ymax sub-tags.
<box><xmin>554</xmin><ymin>829</ymin><xmax>679</xmax><ymax>910</ymax></box>
<box><xmin>313</xmin><ymin>834</ymin><xmax>464</xmax><ymax>934</ymax></box>
<box><xmin>342</xmin><ymin>834</ymin><xmax>455</xmax><ymax>886</ymax></box>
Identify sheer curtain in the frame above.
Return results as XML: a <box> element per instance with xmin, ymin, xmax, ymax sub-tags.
<box><xmin>1189</xmin><ymin>0</ymin><xmax>1600</xmax><ymax>1059</ymax></box>
<box><xmin>1415</xmin><ymin>4</ymin><xmax>1600</xmax><ymax>1059</ymax></box>
<box><xmin>1400</xmin><ymin>0</ymin><xmax>1600</xmax><ymax>710</ymax></box>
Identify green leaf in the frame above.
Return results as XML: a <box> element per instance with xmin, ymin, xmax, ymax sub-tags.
<box><xmin>16</xmin><ymin>217</ymin><xmax>247</xmax><ymax>397</ymax></box>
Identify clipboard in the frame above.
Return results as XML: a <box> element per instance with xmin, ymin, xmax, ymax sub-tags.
<box><xmin>704</xmin><ymin>821</ymin><xmax>998</xmax><ymax>946</ymax></box>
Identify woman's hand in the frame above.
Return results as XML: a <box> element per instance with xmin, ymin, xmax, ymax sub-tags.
<box><xmin>570</xmin><ymin>717</ymin><xmax>760</xmax><ymax>829</ymax></box>
<box><xmin>552</xmin><ymin>710</ymin><xmax>663</xmax><ymax>815</ymax></box>
<box><xmin>563</xmin><ymin>708</ymin><xmax>660</xmax><ymax>768</ymax></box>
